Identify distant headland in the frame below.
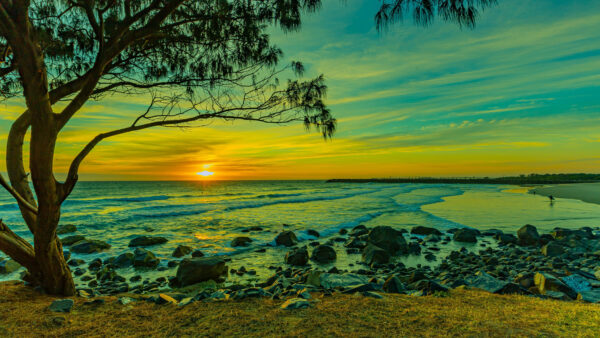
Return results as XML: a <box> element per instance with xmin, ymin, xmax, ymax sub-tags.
<box><xmin>327</xmin><ymin>173</ymin><xmax>600</xmax><ymax>185</ymax></box>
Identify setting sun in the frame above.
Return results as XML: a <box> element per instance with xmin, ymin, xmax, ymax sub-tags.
<box><xmin>196</xmin><ymin>170</ymin><xmax>214</xmax><ymax>177</ymax></box>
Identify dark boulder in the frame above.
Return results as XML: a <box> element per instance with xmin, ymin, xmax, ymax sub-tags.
<box><xmin>128</xmin><ymin>236</ymin><xmax>168</xmax><ymax>247</ymax></box>
<box><xmin>310</xmin><ymin>245</ymin><xmax>337</xmax><ymax>264</ymax></box>
<box><xmin>113</xmin><ymin>253</ymin><xmax>135</xmax><ymax>268</ymax></box>
<box><xmin>467</xmin><ymin>271</ymin><xmax>530</xmax><ymax>295</ymax></box>
<box><xmin>275</xmin><ymin>231</ymin><xmax>298</xmax><ymax>247</ymax></box>
<box><xmin>172</xmin><ymin>245</ymin><xmax>193</xmax><ymax>258</ymax></box>
<box><xmin>133</xmin><ymin>248</ymin><xmax>160</xmax><ymax>268</ymax></box>
<box><xmin>175</xmin><ymin>257</ymin><xmax>227</xmax><ymax>286</ymax></box>
<box><xmin>344</xmin><ymin>237</ymin><xmax>367</xmax><ymax>249</ymax></box>
<box><xmin>350</xmin><ymin>225</ymin><xmax>369</xmax><ymax>237</ymax></box>
<box><xmin>56</xmin><ymin>224</ymin><xmax>77</xmax><ymax>235</ymax></box>
<box><xmin>285</xmin><ymin>247</ymin><xmax>309</xmax><ymax>266</ymax></box>
<box><xmin>383</xmin><ymin>275</ymin><xmax>405</xmax><ymax>293</ymax></box>
<box><xmin>191</xmin><ymin>250</ymin><xmax>204</xmax><ymax>258</ymax></box>
<box><xmin>496</xmin><ymin>233</ymin><xmax>517</xmax><ymax>245</ymax></box>
<box><xmin>362</xmin><ymin>244</ymin><xmax>390</xmax><ymax>266</ymax></box>
<box><xmin>231</xmin><ymin>236</ymin><xmax>252</xmax><ymax>247</ymax></box>
<box><xmin>70</xmin><ymin>239</ymin><xmax>111</xmax><ymax>254</ymax></box>
<box><xmin>410</xmin><ymin>226</ymin><xmax>442</xmax><ymax>236</ymax></box>
<box><xmin>534</xmin><ymin>272</ymin><xmax>577</xmax><ymax>299</ymax></box>
<box><xmin>453</xmin><ymin>228</ymin><xmax>478</xmax><ymax>243</ymax></box>
<box><xmin>61</xmin><ymin>235</ymin><xmax>86</xmax><ymax>246</ymax></box>
<box><xmin>517</xmin><ymin>224</ymin><xmax>540</xmax><ymax>246</ymax></box>
<box><xmin>541</xmin><ymin>242</ymin><xmax>565</xmax><ymax>257</ymax></box>
<box><xmin>306</xmin><ymin>229</ymin><xmax>320</xmax><ymax>238</ymax></box>
<box><xmin>408</xmin><ymin>280</ymin><xmax>448</xmax><ymax>295</ymax></box>
<box><xmin>367</xmin><ymin>226</ymin><xmax>407</xmax><ymax>255</ymax></box>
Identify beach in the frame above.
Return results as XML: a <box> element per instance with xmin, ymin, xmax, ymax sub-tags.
<box><xmin>531</xmin><ymin>183</ymin><xmax>600</xmax><ymax>205</ymax></box>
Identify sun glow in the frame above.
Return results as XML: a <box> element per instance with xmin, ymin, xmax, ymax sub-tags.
<box><xmin>196</xmin><ymin>164</ymin><xmax>214</xmax><ymax>178</ymax></box>
<box><xmin>197</xmin><ymin>170</ymin><xmax>214</xmax><ymax>177</ymax></box>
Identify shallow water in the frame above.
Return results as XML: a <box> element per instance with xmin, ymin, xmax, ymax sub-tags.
<box><xmin>1</xmin><ymin>181</ymin><xmax>600</xmax><ymax>284</ymax></box>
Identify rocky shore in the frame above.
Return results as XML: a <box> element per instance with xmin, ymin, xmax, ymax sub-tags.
<box><xmin>3</xmin><ymin>222</ymin><xmax>600</xmax><ymax>311</ymax></box>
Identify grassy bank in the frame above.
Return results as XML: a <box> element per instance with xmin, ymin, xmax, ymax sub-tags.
<box><xmin>1</xmin><ymin>282</ymin><xmax>600</xmax><ymax>337</ymax></box>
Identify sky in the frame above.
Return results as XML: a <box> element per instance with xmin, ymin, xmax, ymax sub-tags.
<box><xmin>1</xmin><ymin>0</ymin><xmax>599</xmax><ymax>180</ymax></box>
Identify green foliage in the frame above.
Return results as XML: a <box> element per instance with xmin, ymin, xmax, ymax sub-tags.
<box><xmin>375</xmin><ymin>0</ymin><xmax>498</xmax><ymax>30</ymax></box>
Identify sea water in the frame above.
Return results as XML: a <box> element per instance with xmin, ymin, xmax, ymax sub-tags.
<box><xmin>1</xmin><ymin>181</ymin><xmax>600</xmax><ymax>283</ymax></box>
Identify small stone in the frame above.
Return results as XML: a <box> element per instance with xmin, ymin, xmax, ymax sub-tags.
<box><xmin>0</xmin><ymin>259</ymin><xmax>21</xmax><ymax>274</ymax></box>
<box><xmin>57</xmin><ymin>224</ymin><xmax>77</xmax><ymax>235</ymax></box>
<box><xmin>49</xmin><ymin>299</ymin><xmax>74</xmax><ymax>313</ymax></box>
<box><xmin>191</xmin><ymin>250</ymin><xmax>204</xmax><ymax>258</ymax></box>
<box><xmin>310</xmin><ymin>245</ymin><xmax>337</xmax><ymax>264</ymax></box>
<box><xmin>172</xmin><ymin>245</ymin><xmax>193</xmax><ymax>258</ymax></box>
<box><xmin>60</xmin><ymin>235</ymin><xmax>86</xmax><ymax>246</ymax></box>
<box><xmin>453</xmin><ymin>229</ymin><xmax>478</xmax><ymax>243</ymax></box>
<box><xmin>118</xmin><ymin>297</ymin><xmax>135</xmax><ymax>305</ymax></box>
<box><xmin>70</xmin><ymin>239</ymin><xmax>111</xmax><ymax>254</ymax></box>
<box><xmin>362</xmin><ymin>291</ymin><xmax>383</xmax><ymax>299</ymax></box>
<box><xmin>275</xmin><ymin>231</ymin><xmax>298</xmax><ymax>247</ymax></box>
<box><xmin>285</xmin><ymin>247</ymin><xmax>309</xmax><ymax>266</ymax></box>
<box><xmin>410</xmin><ymin>226</ymin><xmax>442</xmax><ymax>236</ymax></box>
<box><xmin>133</xmin><ymin>248</ymin><xmax>160</xmax><ymax>268</ymax></box>
<box><xmin>383</xmin><ymin>276</ymin><xmax>405</xmax><ymax>293</ymax></box>
<box><xmin>128</xmin><ymin>236</ymin><xmax>168</xmax><ymax>247</ymax></box>
<box><xmin>156</xmin><ymin>294</ymin><xmax>177</xmax><ymax>305</ymax></box>
<box><xmin>541</xmin><ymin>242</ymin><xmax>565</xmax><ymax>257</ymax></box>
<box><xmin>231</xmin><ymin>237</ymin><xmax>252</xmax><ymax>247</ymax></box>
<box><xmin>306</xmin><ymin>229</ymin><xmax>320</xmax><ymax>238</ymax></box>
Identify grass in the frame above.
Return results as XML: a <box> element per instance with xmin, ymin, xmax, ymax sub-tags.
<box><xmin>1</xmin><ymin>281</ymin><xmax>600</xmax><ymax>337</ymax></box>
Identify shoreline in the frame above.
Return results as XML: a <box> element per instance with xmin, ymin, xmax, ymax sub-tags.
<box><xmin>530</xmin><ymin>183</ymin><xmax>600</xmax><ymax>205</ymax></box>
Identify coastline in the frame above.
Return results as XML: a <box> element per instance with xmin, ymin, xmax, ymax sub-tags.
<box><xmin>530</xmin><ymin>183</ymin><xmax>600</xmax><ymax>205</ymax></box>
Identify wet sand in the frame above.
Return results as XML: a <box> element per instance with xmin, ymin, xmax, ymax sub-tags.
<box><xmin>530</xmin><ymin>183</ymin><xmax>600</xmax><ymax>205</ymax></box>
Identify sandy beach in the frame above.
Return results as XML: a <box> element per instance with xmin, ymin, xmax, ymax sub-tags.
<box><xmin>531</xmin><ymin>183</ymin><xmax>600</xmax><ymax>205</ymax></box>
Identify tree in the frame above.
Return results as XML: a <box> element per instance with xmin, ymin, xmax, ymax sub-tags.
<box><xmin>0</xmin><ymin>0</ymin><xmax>496</xmax><ymax>296</ymax></box>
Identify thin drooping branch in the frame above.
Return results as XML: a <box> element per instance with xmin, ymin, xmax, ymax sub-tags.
<box><xmin>0</xmin><ymin>174</ymin><xmax>38</xmax><ymax>214</ymax></box>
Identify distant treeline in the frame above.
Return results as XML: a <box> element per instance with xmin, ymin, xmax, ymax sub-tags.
<box><xmin>327</xmin><ymin>174</ymin><xmax>600</xmax><ymax>185</ymax></box>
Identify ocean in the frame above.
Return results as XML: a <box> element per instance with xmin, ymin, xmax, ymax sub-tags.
<box><xmin>2</xmin><ymin>181</ymin><xmax>600</xmax><ymax>283</ymax></box>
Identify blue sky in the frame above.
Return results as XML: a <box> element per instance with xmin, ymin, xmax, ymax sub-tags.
<box><xmin>1</xmin><ymin>0</ymin><xmax>599</xmax><ymax>180</ymax></box>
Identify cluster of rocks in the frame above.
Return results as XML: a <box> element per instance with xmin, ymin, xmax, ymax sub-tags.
<box><xmin>41</xmin><ymin>223</ymin><xmax>600</xmax><ymax>312</ymax></box>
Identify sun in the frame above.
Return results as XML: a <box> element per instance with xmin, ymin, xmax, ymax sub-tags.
<box><xmin>196</xmin><ymin>164</ymin><xmax>214</xmax><ymax>178</ymax></box>
<box><xmin>196</xmin><ymin>170</ymin><xmax>214</xmax><ymax>177</ymax></box>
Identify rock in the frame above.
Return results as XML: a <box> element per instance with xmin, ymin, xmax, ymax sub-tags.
<box><xmin>133</xmin><ymin>248</ymin><xmax>160</xmax><ymax>268</ymax></box>
<box><xmin>310</xmin><ymin>245</ymin><xmax>336</xmax><ymax>264</ymax></box>
<box><xmin>128</xmin><ymin>236</ymin><xmax>168</xmax><ymax>247</ymax></box>
<box><xmin>344</xmin><ymin>237</ymin><xmax>367</xmax><ymax>249</ymax></box>
<box><xmin>306</xmin><ymin>229</ymin><xmax>320</xmax><ymax>238</ymax></box>
<box><xmin>191</xmin><ymin>250</ymin><xmax>204</xmax><ymax>257</ymax></box>
<box><xmin>176</xmin><ymin>257</ymin><xmax>227</xmax><ymax>286</ymax></box>
<box><xmin>172</xmin><ymin>245</ymin><xmax>193</xmax><ymax>258</ymax></box>
<box><xmin>306</xmin><ymin>270</ymin><xmax>323</xmax><ymax>287</ymax></box>
<box><xmin>424</xmin><ymin>234</ymin><xmax>441</xmax><ymax>242</ymax></box>
<box><xmin>577</xmin><ymin>290</ymin><xmax>600</xmax><ymax>303</ymax></box>
<box><xmin>560</xmin><ymin>274</ymin><xmax>592</xmax><ymax>293</ymax></box>
<box><xmin>275</xmin><ymin>231</ymin><xmax>298</xmax><ymax>247</ymax></box>
<box><xmin>0</xmin><ymin>259</ymin><xmax>21</xmax><ymax>274</ymax></box>
<box><xmin>57</xmin><ymin>224</ymin><xmax>77</xmax><ymax>235</ymax></box>
<box><xmin>367</xmin><ymin>226</ymin><xmax>407</xmax><ymax>255</ymax></box>
<box><xmin>67</xmin><ymin>259</ymin><xmax>85</xmax><ymax>267</ymax></box>
<box><xmin>61</xmin><ymin>235</ymin><xmax>86</xmax><ymax>246</ymax></box>
<box><xmin>280</xmin><ymin>298</ymin><xmax>310</xmax><ymax>310</ymax></box>
<box><xmin>70</xmin><ymin>239</ymin><xmax>111</xmax><ymax>254</ymax></box>
<box><xmin>383</xmin><ymin>276</ymin><xmax>405</xmax><ymax>293</ymax></box>
<box><xmin>49</xmin><ymin>299</ymin><xmax>74</xmax><ymax>313</ymax></box>
<box><xmin>156</xmin><ymin>294</ymin><xmax>177</xmax><ymax>305</ymax></box>
<box><xmin>410</xmin><ymin>226</ymin><xmax>442</xmax><ymax>236</ymax></box>
<box><xmin>350</xmin><ymin>225</ymin><xmax>369</xmax><ymax>237</ymax></box>
<box><xmin>285</xmin><ymin>247</ymin><xmax>309</xmax><ymax>266</ymax></box>
<box><xmin>362</xmin><ymin>291</ymin><xmax>384</xmax><ymax>299</ymax></box>
<box><xmin>88</xmin><ymin>258</ymin><xmax>102</xmax><ymax>270</ymax></box>
<box><xmin>467</xmin><ymin>271</ymin><xmax>529</xmax><ymax>295</ymax></box>
<box><xmin>113</xmin><ymin>253</ymin><xmax>134</xmax><ymax>268</ymax></box>
<box><xmin>319</xmin><ymin>273</ymin><xmax>369</xmax><ymax>289</ymax></box>
<box><xmin>541</xmin><ymin>242</ymin><xmax>565</xmax><ymax>257</ymax></box>
<box><xmin>534</xmin><ymin>272</ymin><xmax>577</xmax><ymax>299</ymax></box>
<box><xmin>517</xmin><ymin>224</ymin><xmax>540</xmax><ymax>246</ymax></box>
<box><xmin>362</xmin><ymin>244</ymin><xmax>390</xmax><ymax>265</ymax></box>
<box><xmin>408</xmin><ymin>280</ymin><xmax>448</xmax><ymax>296</ymax></box>
<box><xmin>231</xmin><ymin>237</ymin><xmax>252</xmax><ymax>247</ymax></box>
<box><xmin>453</xmin><ymin>228</ymin><xmax>478</xmax><ymax>243</ymax></box>
<box><xmin>496</xmin><ymin>233</ymin><xmax>517</xmax><ymax>245</ymax></box>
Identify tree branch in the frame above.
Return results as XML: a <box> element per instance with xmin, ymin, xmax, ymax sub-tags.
<box><xmin>0</xmin><ymin>173</ymin><xmax>38</xmax><ymax>214</ymax></box>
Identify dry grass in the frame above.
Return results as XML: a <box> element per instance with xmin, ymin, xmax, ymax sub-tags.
<box><xmin>1</xmin><ymin>281</ymin><xmax>600</xmax><ymax>337</ymax></box>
